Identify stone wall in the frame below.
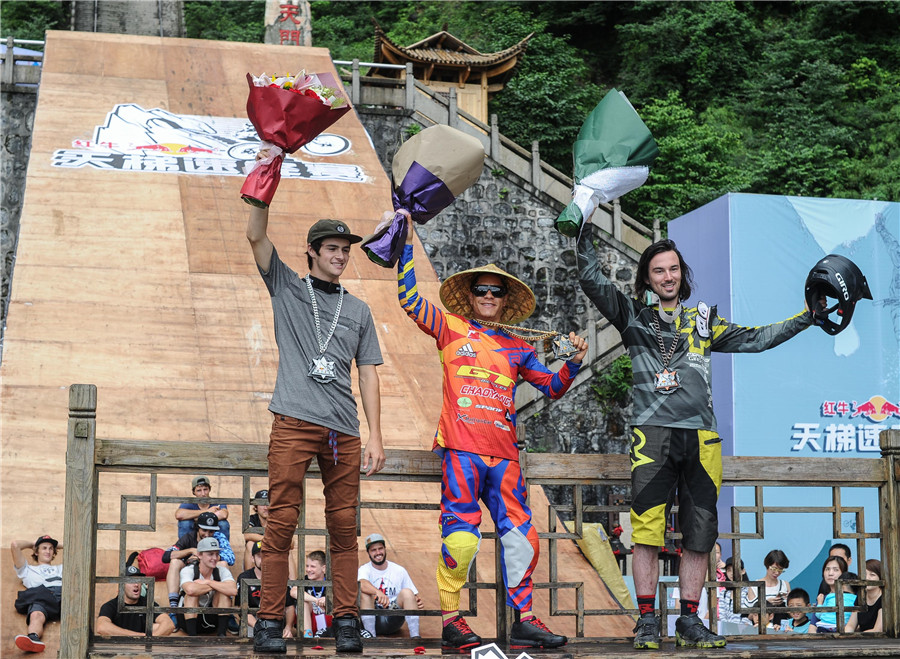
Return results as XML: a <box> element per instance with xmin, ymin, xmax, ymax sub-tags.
<box><xmin>1</xmin><ymin>91</ymin><xmax>37</xmax><ymax>346</ymax></box>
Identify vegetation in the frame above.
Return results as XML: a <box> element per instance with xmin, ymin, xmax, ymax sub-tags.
<box><xmin>591</xmin><ymin>354</ymin><xmax>633</xmax><ymax>414</ymax></box>
<box><xmin>3</xmin><ymin>1</ymin><xmax>897</xmax><ymax>229</ymax></box>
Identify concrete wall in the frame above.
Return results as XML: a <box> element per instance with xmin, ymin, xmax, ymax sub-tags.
<box><xmin>70</xmin><ymin>0</ymin><xmax>184</xmax><ymax>37</ymax></box>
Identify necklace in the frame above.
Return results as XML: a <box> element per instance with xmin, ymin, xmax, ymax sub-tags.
<box><xmin>305</xmin><ymin>274</ymin><xmax>343</xmax><ymax>383</ymax></box>
<box><xmin>476</xmin><ymin>320</ymin><xmax>579</xmax><ymax>360</ymax></box>
<box><xmin>650</xmin><ymin>304</ymin><xmax>682</xmax><ymax>394</ymax></box>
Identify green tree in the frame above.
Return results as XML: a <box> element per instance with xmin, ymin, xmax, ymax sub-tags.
<box><xmin>183</xmin><ymin>1</ymin><xmax>265</xmax><ymax>43</ymax></box>
<box><xmin>625</xmin><ymin>91</ymin><xmax>751</xmax><ymax>229</ymax></box>
<box><xmin>0</xmin><ymin>0</ymin><xmax>69</xmax><ymax>46</ymax></box>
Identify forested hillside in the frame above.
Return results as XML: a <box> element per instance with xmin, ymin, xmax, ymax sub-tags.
<box><xmin>4</xmin><ymin>0</ymin><xmax>897</xmax><ymax>229</ymax></box>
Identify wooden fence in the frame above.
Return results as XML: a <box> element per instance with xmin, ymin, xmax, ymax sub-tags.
<box><xmin>61</xmin><ymin>384</ymin><xmax>899</xmax><ymax>656</ymax></box>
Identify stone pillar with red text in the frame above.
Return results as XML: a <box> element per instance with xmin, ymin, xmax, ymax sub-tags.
<box><xmin>264</xmin><ymin>0</ymin><xmax>312</xmax><ymax>47</ymax></box>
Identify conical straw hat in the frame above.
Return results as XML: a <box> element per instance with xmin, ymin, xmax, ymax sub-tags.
<box><xmin>439</xmin><ymin>263</ymin><xmax>536</xmax><ymax>325</ymax></box>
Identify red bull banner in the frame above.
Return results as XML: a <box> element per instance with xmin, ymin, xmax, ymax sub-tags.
<box><xmin>670</xmin><ymin>193</ymin><xmax>899</xmax><ymax>593</ymax></box>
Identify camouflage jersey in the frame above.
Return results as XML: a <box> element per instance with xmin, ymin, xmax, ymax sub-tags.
<box><xmin>576</xmin><ymin>231</ymin><xmax>813</xmax><ymax>431</ymax></box>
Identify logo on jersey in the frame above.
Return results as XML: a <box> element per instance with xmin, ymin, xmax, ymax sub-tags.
<box><xmin>457</xmin><ymin>413</ymin><xmax>491</xmax><ymax>426</ymax></box>
<box><xmin>457</xmin><ymin>397</ymin><xmax>473</xmax><ymax>408</ymax></box>
<box><xmin>494</xmin><ymin>420</ymin><xmax>510</xmax><ymax>431</ymax></box>
<box><xmin>456</xmin><ymin>342</ymin><xmax>477</xmax><ymax>358</ymax></box>
<box><xmin>476</xmin><ymin>404</ymin><xmax>502</xmax><ymax>413</ymax></box>
<box><xmin>467</xmin><ymin>330</ymin><xmax>480</xmax><ymax>340</ymax></box>
<box><xmin>459</xmin><ymin>385</ymin><xmax>513</xmax><ymax>407</ymax></box>
<box><xmin>455</xmin><ymin>365</ymin><xmax>514</xmax><ymax>389</ymax></box>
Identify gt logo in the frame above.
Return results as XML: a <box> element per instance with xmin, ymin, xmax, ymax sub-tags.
<box><xmin>456</xmin><ymin>365</ymin><xmax>515</xmax><ymax>389</ymax></box>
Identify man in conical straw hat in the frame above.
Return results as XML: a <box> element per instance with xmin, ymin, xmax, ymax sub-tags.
<box><xmin>396</xmin><ymin>215</ymin><xmax>588</xmax><ymax>651</ymax></box>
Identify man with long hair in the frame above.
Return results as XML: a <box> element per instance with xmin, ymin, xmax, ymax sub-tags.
<box><xmin>577</xmin><ymin>221</ymin><xmax>814</xmax><ymax>650</ymax></box>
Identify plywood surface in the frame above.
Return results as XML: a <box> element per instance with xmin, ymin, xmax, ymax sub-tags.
<box><xmin>1</xmin><ymin>31</ymin><xmax>630</xmax><ymax>654</ymax></box>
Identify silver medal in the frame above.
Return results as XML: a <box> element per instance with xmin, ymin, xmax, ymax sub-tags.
<box><xmin>305</xmin><ymin>275</ymin><xmax>343</xmax><ymax>385</ymax></box>
<box><xmin>552</xmin><ymin>334</ymin><xmax>579</xmax><ymax>360</ymax></box>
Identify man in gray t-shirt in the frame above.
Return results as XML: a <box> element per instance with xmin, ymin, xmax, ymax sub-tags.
<box><xmin>247</xmin><ymin>178</ymin><xmax>385</xmax><ymax>654</ymax></box>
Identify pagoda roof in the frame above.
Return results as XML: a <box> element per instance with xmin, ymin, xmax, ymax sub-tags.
<box><xmin>373</xmin><ymin>25</ymin><xmax>531</xmax><ymax>84</ymax></box>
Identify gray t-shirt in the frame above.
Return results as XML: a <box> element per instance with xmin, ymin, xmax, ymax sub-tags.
<box><xmin>259</xmin><ymin>248</ymin><xmax>383</xmax><ymax>437</ymax></box>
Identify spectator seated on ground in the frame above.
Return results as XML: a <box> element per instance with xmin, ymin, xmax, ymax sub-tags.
<box><xmin>293</xmin><ymin>550</ymin><xmax>331</xmax><ymax>638</ymax></box>
<box><xmin>846</xmin><ymin>559</ymin><xmax>883</xmax><ymax>633</ymax></box>
<box><xmin>177</xmin><ymin>537</ymin><xmax>237</xmax><ymax>636</ymax></box>
<box><xmin>163</xmin><ymin>511</ymin><xmax>234</xmax><ymax>625</ymax></box>
<box><xmin>95</xmin><ymin>563</ymin><xmax>175</xmax><ymax>637</ymax></box>
<box><xmin>815</xmin><ymin>555</ymin><xmax>854</xmax><ymax>633</ymax></box>
<box><xmin>817</xmin><ymin>543</ymin><xmax>852</xmax><ymax>605</ymax></box>
<box><xmin>780</xmin><ymin>588</ymin><xmax>812</xmax><ymax>634</ymax></box>
<box><xmin>242</xmin><ymin>489</ymin><xmax>269</xmax><ymax>571</ymax></box>
<box><xmin>176</xmin><ymin>475</ymin><xmax>230</xmax><ymax>540</ymax></box>
<box><xmin>358</xmin><ymin>533</ymin><xmax>423</xmax><ymax>638</ymax></box>
<box><xmin>236</xmin><ymin>541</ymin><xmax>297</xmax><ymax>638</ymax></box>
<box><xmin>11</xmin><ymin>535</ymin><xmax>63</xmax><ymax>654</ymax></box>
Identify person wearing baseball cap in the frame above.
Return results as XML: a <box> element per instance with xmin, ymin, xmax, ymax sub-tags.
<box><xmin>246</xmin><ymin>149</ymin><xmax>386</xmax><ymax>653</ymax></box>
<box><xmin>96</xmin><ymin>563</ymin><xmax>175</xmax><ymax>637</ymax></box>
<box><xmin>396</xmin><ymin>215</ymin><xmax>586</xmax><ymax>650</ymax></box>
<box><xmin>242</xmin><ymin>489</ymin><xmax>270</xmax><ymax>571</ymax></box>
<box><xmin>177</xmin><ymin>536</ymin><xmax>237</xmax><ymax>637</ymax></box>
<box><xmin>358</xmin><ymin>533</ymin><xmax>423</xmax><ymax>639</ymax></box>
<box><xmin>11</xmin><ymin>535</ymin><xmax>63</xmax><ymax>653</ymax></box>
<box><xmin>176</xmin><ymin>475</ymin><xmax>230</xmax><ymax>545</ymax></box>
<box><xmin>163</xmin><ymin>511</ymin><xmax>235</xmax><ymax>627</ymax></box>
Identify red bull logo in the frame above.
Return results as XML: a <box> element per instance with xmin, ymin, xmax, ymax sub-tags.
<box><xmin>849</xmin><ymin>396</ymin><xmax>900</xmax><ymax>422</ymax></box>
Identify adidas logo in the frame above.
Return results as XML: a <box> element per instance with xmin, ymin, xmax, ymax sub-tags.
<box><xmin>456</xmin><ymin>342</ymin><xmax>476</xmax><ymax>358</ymax></box>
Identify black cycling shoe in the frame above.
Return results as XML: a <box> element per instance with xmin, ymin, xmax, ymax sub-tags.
<box><xmin>633</xmin><ymin>614</ymin><xmax>661</xmax><ymax>650</ymax></box>
<box><xmin>509</xmin><ymin>617</ymin><xmax>567</xmax><ymax>649</ymax></box>
<box><xmin>253</xmin><ymin>618</ymin><xmax>287</xmax><ymax>654</ymax></box>
<box><xmin>675</xmin><ymin>613</ymin><xmax>726</xmax><ymax>648</ymax></box>
<box><xmin>334</xmin><ymin>616</ymin><xmax>364</xmax><ymax>653</ymax></box>
<box><xmin>441</xmin><ymin>616</ymin><xmax>481</xmax><ymax>650</ymax></box>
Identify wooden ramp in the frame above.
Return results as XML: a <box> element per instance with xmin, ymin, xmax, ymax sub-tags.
<box><xmin>0</xmin><ymin>31</ymin><xmax>631</xmax><ymax>655</ymax></box>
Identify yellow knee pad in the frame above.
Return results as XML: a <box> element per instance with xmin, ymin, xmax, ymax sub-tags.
<box><xmin>437</xmin><ymin>531</ymin><xmax>480</xmax><ymax>612</ymax></box>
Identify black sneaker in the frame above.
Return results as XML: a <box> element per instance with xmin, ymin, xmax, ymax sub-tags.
<box><xmin>227</xmin><ymin>615</ymin><xmax>240</xmax><ymax>634</ymax></box>
<box><xmin>632</xmin><ymin>614</ymin><xmax>660</xmax><ymax>650</ymax></box>
<box><xmin>334</xmin><ymin>616</ymin><xmax>364</xmax><ymax>653</ymax></box>
<box><xmin>675</xmin><ymin>613</ymin><xmax>726</xmax><ymax>648</ymax></box>
<box><xmin>509</xmin><ymin>617</ymin><xmax>567</xmax><ymax>649</ymax></box>
<box><xmin>441</xmin><ymin>616</ymin><xmax>481</xmax><ymax>651</ymax></box>
<box><xmin>253</xmin><ymin>618</ymin><xmax>287</xmax><ymax>654</ymax></box>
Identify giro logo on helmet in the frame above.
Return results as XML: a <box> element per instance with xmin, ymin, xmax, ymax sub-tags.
<box><xmin>835</xmin><ymin>272</ymin><xmax>849</xmax><ymax>300</ymax></box>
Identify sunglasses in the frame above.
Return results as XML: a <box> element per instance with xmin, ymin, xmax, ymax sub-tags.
<box><xmin>768</xmin><ymin>565</ymin><xmax>786</xmax><ymax>573</ymax></box>
<box><xmin>471</xmin><ymin>284</ymin><xmax>508</xmax><ymax>298</ymax></box>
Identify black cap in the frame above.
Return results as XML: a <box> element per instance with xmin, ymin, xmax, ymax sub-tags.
<box><xmin>307</xmin><ymin>219</ymin><xmax>362</xmax><ymax>245</ymax></box>
<box><xmin>252</xmin><ymin>541</ymin><xmax>263</xmax><ymax>556</ymax></box>
<box><xmin>34</xmin><ymin>535</ymin><xmax>59</xmax><ymax>550</ymax></box>
<box><xmin>125</xmin><ymin>564</ymin><xmax>144</xmax><ymax>577</ymax></box>
<box><xmin>196</xmin><ymin>511</ymin><xmax>220</xmax><ymax>530</ymax></box>
<box><xmin>254</xmin><ymin>489</ymin><xmax>269</xmax><ymax>502</ymax></box>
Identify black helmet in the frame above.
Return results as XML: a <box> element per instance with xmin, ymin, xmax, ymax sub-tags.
<box><xmin>805</xmin><ymin>254</ymin><xmax>872</xmax><ymax>335</ymax></box>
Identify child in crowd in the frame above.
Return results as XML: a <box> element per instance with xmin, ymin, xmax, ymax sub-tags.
<box><xmin>292</xmin><ymin>551</ymin><xmax>332</xmax><ymax>638</ymax></box>
<box><xmin>780</xmin><ymin>588</ymin><xmax>812</xmax><ymax>633</ymax></box>
<box><xmin>846</xmin><ymin>559</ymin><xmax>883</xmax><ymax>633</ymax></box>
<box><xmin>718</xmin><ymin>557</ymin><xmax>754</xmax><ymax>627</ymax></box>
<box><xmin>816</xmin><ymin>556</ymin><xmax>855</xmax><ymax>632</ymax></box>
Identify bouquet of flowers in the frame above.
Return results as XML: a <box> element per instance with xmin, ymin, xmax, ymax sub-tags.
<box><xmin>241</xmin><ymin>70</ymin><xmax>350</xmax><ymax>208</ymax></box>
<box><xmin>361</xmin><ymin>124</ymin><xmax>485</xmax><ymax>267</ymax></box>
<box><xmin>555</xmin><ymin>89</ymin><xmax>659</xmax><ymax>237</ymax></box>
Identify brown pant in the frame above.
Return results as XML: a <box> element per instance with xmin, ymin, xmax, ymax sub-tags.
<box><xmin>259</xmin><ymin>414</ymin><xmax>361</xmax><ymax>620</ymax></box>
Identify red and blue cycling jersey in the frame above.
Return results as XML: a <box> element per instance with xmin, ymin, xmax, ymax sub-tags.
<box><xmin>398</xmin><ymin>244</ymin><xmax>580</xmax><ymax>462</ymax></box>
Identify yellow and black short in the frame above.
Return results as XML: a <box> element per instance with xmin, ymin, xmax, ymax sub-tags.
<box><xmin>629</xmin><ymin>425</ymin><xmax>722</xmax><ymax>553</ymax></box>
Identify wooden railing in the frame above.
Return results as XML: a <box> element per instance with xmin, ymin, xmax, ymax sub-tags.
<box><xmin>334</xmin><ymin>59</ymin><xmax>658</xmax><ymax>257</ymax></box>
<box><xmin>61</xmin><ymin>384</ymin><xmax>899</xmax><ymax>656</ymax></box>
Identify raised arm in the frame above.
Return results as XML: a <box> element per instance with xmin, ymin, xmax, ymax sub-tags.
<box><xmin>710</xmin><ymin>310</ymin><xmax>813</xmax><ymax>354</ymax></box>
<box><xmin>10</xmin><ymin>540</ymin><xmax>28</xmax><ymax>569</ymax></box>
<box><xmin>576</xmin><ymin>225</ymin><xmax>639</xmax><ymax>332</ymax></box>
<box><xmin>247</xmin><ymin>204</ymin><xmax>275</xmax><ymax>273</ymax></box>
<box><xmin>397</xmin><ymin>215</ymin><xmax>450</xmax><ymax>342</ymax></box>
